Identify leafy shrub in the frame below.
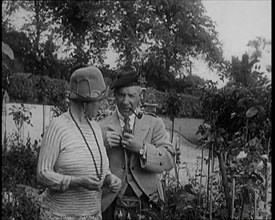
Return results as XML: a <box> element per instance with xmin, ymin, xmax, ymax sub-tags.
<box><xmin>2</xmin><ymin>138</ymin><xmax>42</xmax><ymax>219</ymax></box>
<box><xmin>162</xmin><ymin>182</ymin><xmax>201</xmax><ymax>220</ymax></box>
<box><xmin>197</xmin><ymin>71</ymin><xmax>271</xmax><ymax>219</ymax></box>
<box><xmin>8</xmin><ymin>73</ymin><xmax>69</xmax><ymax>112</ymax></box>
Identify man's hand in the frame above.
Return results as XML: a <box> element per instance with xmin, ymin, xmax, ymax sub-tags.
<box><xmin>121</xmin><ymin>132</ymin><xmax>143</xmax><ymax>153</ymax></box>
<box><xmin>106</xmin><ymin>131</ymin><xmax>122</xmax><ymax>148</ymax></box>
<box><xmin>104</xmin><ymin>174</ymin><xmax>122</xmax><ymax>193</ymax></box>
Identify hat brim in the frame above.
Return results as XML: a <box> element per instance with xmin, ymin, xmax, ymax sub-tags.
<box><xmin>70</xmin><ymin>87</ymin><xmax>109</xmax><ymax>102</ymax></box>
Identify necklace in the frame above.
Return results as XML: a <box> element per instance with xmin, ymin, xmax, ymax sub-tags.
<box><xmin>69</xmin><ymin>109</ymin><xmax>103</xmax><ymax>180</ymax></box>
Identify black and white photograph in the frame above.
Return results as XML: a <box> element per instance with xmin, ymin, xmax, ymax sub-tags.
<box><xmin>2</xmin><ymin>1</ymin><xmax>271</xmax><ymax>219</ymax></box>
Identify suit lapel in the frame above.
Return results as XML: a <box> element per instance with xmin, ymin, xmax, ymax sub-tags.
<box><xmin>108</xmin><ymin>110</ymin><xmax>123</xmax><ymax>135</ymax></box>
<box><xmin>133</xmin><ymin>116</ymin><xmax>150</xmax><ymax>143</ymax></box>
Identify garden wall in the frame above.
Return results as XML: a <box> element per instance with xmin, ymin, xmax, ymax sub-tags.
<box><xmin>2</xmin><ymin>102</ymin><xmax>216</xmax><ymax>187</ymax></box>
<box><xmin>2</xmin><ymin>103</ymin><xmax>54</xmax><ymax>145</ymax></box>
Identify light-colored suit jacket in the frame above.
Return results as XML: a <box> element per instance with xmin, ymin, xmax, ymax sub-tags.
<box><xmin>99</xmin><ymin>109</ymin><xmax>175</xmax><ymax>212</ymax></box>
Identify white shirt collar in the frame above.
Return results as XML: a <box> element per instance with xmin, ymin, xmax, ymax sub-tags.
<box><xmin>116</xmin><ymin>106</ymin><xmax>136</xmax><ymax>129</ymax></box>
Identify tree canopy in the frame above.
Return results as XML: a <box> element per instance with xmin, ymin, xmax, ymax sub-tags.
<box><xmin>2</xmin><ymin>0</ymin><xmax>227</xmax><ymax>92</ymax></box>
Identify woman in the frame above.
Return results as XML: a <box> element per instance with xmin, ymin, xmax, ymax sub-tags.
<box><xmin>37</xmin><ymin>65</ymin><xmax>121</xmax><ymax>220</ymax></box>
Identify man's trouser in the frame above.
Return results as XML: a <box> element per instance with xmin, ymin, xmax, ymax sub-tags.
<box><xmin>102</xmin><ymin>186</ymin><xmax>163</xmax><ymax>220</ymax></box>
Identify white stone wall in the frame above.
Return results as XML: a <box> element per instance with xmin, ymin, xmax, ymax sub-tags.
<box><xmin>167</xmin><ymin>132</ymin><xmax>220</xmax><ymax>187</ymax></box>
<box><xmin>2</xmin><ymin>103</ymin><xmax>55</xmax><ymax>145</ymax></box>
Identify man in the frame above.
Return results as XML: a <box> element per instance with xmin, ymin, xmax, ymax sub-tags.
<box><xmin>99</xmin><ymin>70</ymin><xmax>175</xmax><ymax>220</ymax></box>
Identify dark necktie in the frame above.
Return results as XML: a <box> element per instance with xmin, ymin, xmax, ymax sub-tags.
<box><xmin>123</xmin><ymin>116</ymin><xmax>132</xmax><ymax>134</ymax></box>
<box><xmin>123</xmin><ymin>116</ymin><xmax>132</xmax><ymax>158</ymax></box>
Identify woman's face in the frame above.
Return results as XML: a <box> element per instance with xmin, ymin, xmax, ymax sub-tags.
<box><xmin>84</xmin><ymin>100</ymin><xmax>103</xmax><ymax>119</ymax></box>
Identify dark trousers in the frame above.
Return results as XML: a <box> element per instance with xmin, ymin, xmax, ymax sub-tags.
<box><xmin>102</xmin><ymin>187</ymin><xmax>162</xmax><ymax>220</ymax></box>
<box><xmin>102</xmin><ymin>197</ymin><xmax>117</xmax><ymax>220</ymax></box>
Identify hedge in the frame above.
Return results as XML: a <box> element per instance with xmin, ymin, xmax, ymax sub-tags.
<box><xmin>8</xmin><ymin>73</ymin><xmax>69</xmax><ymax>112</ymax></box>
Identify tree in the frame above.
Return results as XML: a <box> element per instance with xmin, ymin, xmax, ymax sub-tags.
<box><xmin>105</xmin><ymin>0</ymin><xmax>225</xmax><ymax>91</ymax></box>
<box><xmin>3</xmin><ymin>0</ymin><xmax>227</xmax><ymax>91</ymax></box>
<box><xmin>229</xmin><ymin>51</ymin><xmax>270</xmax><ymax>88</ymax></box>
<box><xmin>2</xmin><ymin>41</ymin><xmax>14</xmax><ymax>102</ymax></box>
<box><xmin>175</xmin><ymin>74</ymin><xmax>206</xmax><ymax>95</ymax></box>
<box><xmin>198</xmin><ymin>68</ymin><xmax>271</xmax><ymax>218</ymax></box>
<box><xmin>247</xmin><ymin>37</ymin><xmax>271</xmax><ymax>61</ymax></box>
<box><xmin>2</xmin><ymin>1</ymin><xmax>71</xmax><ymax>78</ymax></box>
<box><xmin>45</xmin><ymin>1</ymin><xmax>111</xmax><ymax>67</ymax></box>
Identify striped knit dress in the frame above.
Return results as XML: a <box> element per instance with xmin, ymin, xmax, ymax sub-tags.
<box><xmin>37</xmin><ymin>111</ymin><xmax>110</xmax><ymax>220</ymax></box>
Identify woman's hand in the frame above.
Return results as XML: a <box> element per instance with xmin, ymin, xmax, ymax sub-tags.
<box><xmin>71</xmin><ymin>176</ymin><xmax>103</xmax><ymax>191</ymax></box>
<box><xmin>104</xmin><ymin>174</ymin><xmax>122</xmax><ymax>193</ymax></box>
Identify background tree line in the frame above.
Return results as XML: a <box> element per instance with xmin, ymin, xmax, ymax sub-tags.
<box><xmin>2</xmin><ymin>0</ymin><xmax>271</xmax><ymax>115</ymax></box>
<box><xmin>2</xmin><ymin>1</ymin><xmax>225</xmax><ymax>90</ymax></box>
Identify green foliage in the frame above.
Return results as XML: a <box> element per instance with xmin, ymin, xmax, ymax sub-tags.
<box><xmin>157</xmin><ymin>89</ymin><xmax>202</xmax><ymax>118</ymax></box>
<box><xmin>161</xmin><ymin>89</ymin><xmax>182</xmax><ymax>121</ymax></box>
<box><xmin>2</xmin><ymin>140</ymin><xmax>40</xmax><ymax>189</ymax></box>
<box><xmin>2</xmin><ymin>42</ymin><xmax>14</xmax><ymax>102</ymax></box>
<box><xmin>230</xmin><ymin>54</ymin><xmax>259</xmax><ymax>87</ymax></box>
<box><xmin>197</xmin><ymin>68</ymin><xmax>271</xmax><ymax>218</ymax></box>
<box><xmin>2</xmin><ymin>139</ymin><xmax>41</xmax><ymax>220</ymax></box>
<box><xmin>162</xmin><ymin>183</ymin><xmax>201</xmax><ymax>220</ymax></box>
<box><xmin>8</xmin><ymin>73</ymin><xmax>69</xmax><ymax>111</ymax></box>
<box><xmin>2</xmin><ymin>101</ymin><xmax>42</xmax><ymax>219</ymax></box>
<box><xmin>161</xmin><ymin>160</ymin><xmax>229</xmax><ymax>220</ymax></box>
<box><xmin>3</xmin><ymin>0</ymin><xmax>226</xmax><ymax>92</ymax></box>
<box><xmin>175</xmin><ymin>74</ymin><xmax>206</xmax><ymax>96</ymax></box>
<box><xmin>45</xmin><ymin>1</ymin><xmax>110</xmax><ymax>66</ymax></box>
<box><xmin>247</xmin><ymin>37</ymin><xmax>271</xmax><ymax>61</ymax></box>
<box><xmin>8</xmin><ymin>103</ymin><xmax>33</xmax><ymax>144</ymax></box>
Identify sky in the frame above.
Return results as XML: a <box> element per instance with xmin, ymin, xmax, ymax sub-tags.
<box><xmin>194</xmin><ymin>0</ymin><xmax>272</xmax><ymax>87</ymax></box>
<box><xmin>203</xmin><ymin>0</ymin><xmax>271</xmax><ymax>61</ymax></box>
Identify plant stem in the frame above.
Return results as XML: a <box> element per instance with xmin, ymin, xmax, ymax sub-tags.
<box><xmin>231</xmin><ymin>178</ymin><xmax>235</xmax><ymax>219</ymax></box>
<box><xmin>209</xmin><ymin>143</ymin><xmax>214</xmax><ymax>220</ymax></box>
<box><xmin>198</xmin><ymin>146</ymin><xmax>204</xmax><ymax>207</ymax></box>
<box><xmin>264</xmin><ymin>136</ymin><xmax>270</xmax><ymax>220</ymax></box>
<box><xmin>171</xmin><ymin>117</ymin><xmax>174</xmax><ymax>143</ymax></box>
<box><xmin>206</xmin><ymin>146</ymin><xmax>211</xmax><ymax>212</ymax></box>
<box><xmin>218</xmin><ymin>152</ymin><xmax>232</xmax><ymax>218</ymax></box>
<box><xmin>254</xmin><ymin>191</ymin><xmax>257</xmax><ymax>220</ymax></box>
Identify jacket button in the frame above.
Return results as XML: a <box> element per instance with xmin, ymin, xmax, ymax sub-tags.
<box><xmin>160</xmin><ymin>162</ymin><xmax>163</xmax><ymax>166</ymax></box>
<box><xmin>159</xmin><ymin>152</ymin><xmax>162</xmax><ymax>156</ymax></box>
<box><xmin>122</xmin><ymin>165</ymin><xmax>125</xmax><ymax>169</ymax></box>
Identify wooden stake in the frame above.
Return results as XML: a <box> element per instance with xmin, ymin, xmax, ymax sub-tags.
<box><xmin>254</xmin><ymin>191</ymin><xmax>257</xmax><ymax>220</ymax></box>
<box><xmin>209</xmin><ymin>143</ymin><xmax>214</xmax><ymax>220</ymax></box>
<box><xmin>198</xmin><ymin>146</ymin><xmax>204</xmax><ymax>207</ymax></box>
<box><xmin>231</xmin><ymin>178</ymin><xmax>235</xmax><ymax>219</ymax></box>
<box><xmin>264</xmin><ymin>136</ymin><xmax>271</xmax><ymax>220</ymax></box>
<box><xmin>206</xmin><ymin>146</ymin><xmax>211</xmax><ymax>212</ymax></box>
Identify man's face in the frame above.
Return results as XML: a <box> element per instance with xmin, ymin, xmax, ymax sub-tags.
<box><xmin>115</xmin><ymin>86</ymin><xmax>141</xmax><ymax>117</ymax></box>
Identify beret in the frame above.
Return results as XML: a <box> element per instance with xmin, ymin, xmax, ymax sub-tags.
<box><xmin>110</xmin><ymin>71</ymin><xmax>141</xmax><ymax>90</ymax></box>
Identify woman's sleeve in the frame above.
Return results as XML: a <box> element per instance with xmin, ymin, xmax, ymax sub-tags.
<box><xmin>37</xmin><ymin>119</ymin><xmax>71</xmax><ymax>192</ymax></box>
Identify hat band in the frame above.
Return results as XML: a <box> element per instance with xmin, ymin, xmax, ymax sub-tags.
<box><xmin>71</xmin><ymin>87</ymin><xmax>109</xmax><ymax>101</ymax></box>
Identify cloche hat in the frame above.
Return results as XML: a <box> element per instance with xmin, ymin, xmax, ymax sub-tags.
<box><xmin>70</xmin><ymin>66</ymin><xmax>108</xmax><ymax>101</ymax></box>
